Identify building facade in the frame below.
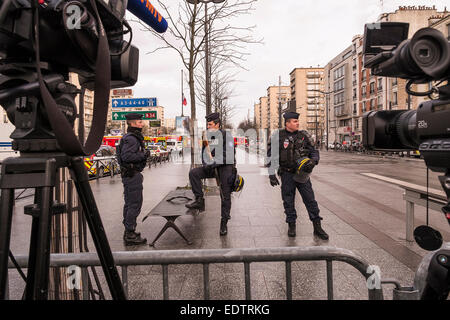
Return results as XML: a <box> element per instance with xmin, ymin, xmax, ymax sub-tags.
<box><xmin>289</xmin><ymin>68</ymin><xmax>325</xmax><ymax>143</ymax></box>
<box><xmin>324</xmin><ymin>45</ymin><xmax>354</xmax><ymax>144</ymax></box>
<box><xmin>254</xmin><ymin>102</ymin><xmax>261</xmax><ymax>129</ymax></box>
<box><xmin>259</xmin><ymin>96</ymin><xmax>269</xmax><ymax>130</ymax></box>
<box><xmin>267</xmin><ymin>85</ymin><xmax>290</xmax><ymax>133</ymax></box>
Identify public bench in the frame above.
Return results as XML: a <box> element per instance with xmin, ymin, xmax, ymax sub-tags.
<box><xmin>142</xmin><ymin>188</ymin><xmax>196</xmax><ymax>246</ymax></box>
<box><xmin>361</xmin><ymin>173</ymin><xmax>447</xmax><ymax>242</ymax></box>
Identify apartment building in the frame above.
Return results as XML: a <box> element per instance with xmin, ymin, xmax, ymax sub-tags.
<box><xmin>324</xmin><ymin>45</ymin><xmax>354</xmax><ymax>144</ymax></box>
<box><xmin>289</xmin><ymin>68</ymin><xmax>325</xmax><ymax>142</ymax></box>
<box><xmin>267</xmin><ymin>85</ymin><xmax>290</xmax><ymax>133</ymax></box>
<box><xmin>254</xmin><ymin>102</ymin><xmax>261</xmax><ymax>129</ymax></box>
<box><xmin>259</xmin><ymin>96</ymin><xmax>269</xmax><ymax>130</ymax></box>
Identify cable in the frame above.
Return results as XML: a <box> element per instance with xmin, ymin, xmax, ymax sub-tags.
<box><xmin>110</xmin><ymin>20</ymin><xmax>133</xmax><ymax>56</ymax></box>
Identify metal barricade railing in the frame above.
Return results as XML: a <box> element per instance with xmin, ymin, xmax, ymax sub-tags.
<box><xmin>8</xmin><ymin>246</ymin><xmax>385</xmax><ymax>300</ymax></box>
<box><xmin>85</xmin><ymin>156</ymin><xmax>120</xmax><ymax>180</ymax></box>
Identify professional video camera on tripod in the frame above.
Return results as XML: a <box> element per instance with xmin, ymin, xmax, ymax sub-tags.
<box><xmin>0</xmin><ymin>0</ymin><xmax>166</xmax><ymax>300</ymax></box>
<box><xmin>362</xmin><ymin>22</ymin><xmax>450</xmax><ymax>300</ymax></box>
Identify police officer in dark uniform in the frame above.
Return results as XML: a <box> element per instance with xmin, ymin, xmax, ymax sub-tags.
<box><xmin>267</xmin><ymin>112</ymin><xmax>329</xmax><ymax>239</ymax></box>
<box><xmin>185</xmin><ymin>112</ymin><xmax>235</xmax><ymax>236</ymax></box>
<box><xmin>117</xmin><ymin>113</ymin><xmax>149</xmax><ymax>245</ymax></box>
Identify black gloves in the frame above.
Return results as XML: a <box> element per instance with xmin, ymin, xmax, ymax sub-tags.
<box><xmin>269</xmin><ymin>175</ymin><xmax>280</xmax><ymax>187</ymax></box>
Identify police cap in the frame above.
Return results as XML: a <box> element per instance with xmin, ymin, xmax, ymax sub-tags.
<box><xmin>205</xmin><ymin>112</ymin><xmax>220</xmax><ymax>122</ymax></box>
<box><xmin>125</xmin><ymin>113</ymin><xmax>143</xmax><ymax>121</ymax></box>
<box><xmin>283</xmin><ymin>112</ymin><xmax>299</xmax><ymax>120</ymax></box>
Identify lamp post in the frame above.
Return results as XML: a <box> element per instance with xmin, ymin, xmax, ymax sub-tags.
<box><xmin>186</xmin><ymin>0</ymin><xmax>225</xmax><ymax>116</ymax></box>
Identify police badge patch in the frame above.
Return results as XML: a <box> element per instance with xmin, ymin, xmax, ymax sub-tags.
<box><xmin>284</xmin><ymin>139</ymin><xmax>289</xmax><ymax>149</ymax></box>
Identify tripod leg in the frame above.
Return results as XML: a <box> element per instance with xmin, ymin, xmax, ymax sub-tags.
<box><xmin>24</xmin><ymin>189</ymin><xmax>42</xmax><ymax>299</ymax></box>
<box><xmin>0</xmin><ymin>189</ymin><xmax>15</xmax><ymax>299</ymax></box>
<box><xmin>69</xmin><ymin>157</ymin><xmax>126</xmax><ymax>300</ymax></box>
<box><xmin>24</xmin><ymin>186</ymin><xmax>53</xmax><ymax>300</ymax></box>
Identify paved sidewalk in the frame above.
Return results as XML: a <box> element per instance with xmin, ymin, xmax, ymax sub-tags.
<box><xmin>6</xmin><ymin>149</ymin><xmax>448</xmax><ymax>300</ymax></box>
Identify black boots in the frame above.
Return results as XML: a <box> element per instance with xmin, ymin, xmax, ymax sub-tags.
<box><xmin>185</xmin><ymin>197</ymin><xmax>205</xmax><ymax>211</ymax></box>
<box><xmin>123</xmin><ymin>230</ymin><xmax>147</xmax><ymax>246</ymax></box>
<box><xmin>288</xmin><ymin>222</ymin><xmax>296</xmax><ymax>237</ymax></box>
<box><xmin>220</xmin><ymin>219</ymin><xmax>228</xmax><ymax>236</ymax></box>
<box><xmin>313</xmin><ymin>219</ymin><xmax>329</xmax><ymax>240</ymax></box>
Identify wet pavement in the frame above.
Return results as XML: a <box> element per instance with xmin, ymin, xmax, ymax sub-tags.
<box><xmin>6</xmin><ymin>149</ymin><xmax>449</xmax><ymax>300</ymax></box>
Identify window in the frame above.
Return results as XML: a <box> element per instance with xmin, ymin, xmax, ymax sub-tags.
<box><xmin>362</xmin><ymin>101</ymin><xmax>366</xmax><ymax>113</ymax></box>
<box><xmin>334</xmin><ymin>66</ymin><xmax>345</xmax><ymax>80</ymax></box>
<box><xmin>334</xmin><ymin>92</ymin><xmax>345</xmax><ymax>105</ymax></box>
<box><xmin>343</xmin><ymin>51</ymin><xmax>352</xmax><ymax>60</ymax></box>
<box><xmin>392</xmin><ymin>78</ymin><xmax>398</xmax><ymax>86</ymax></box>
<box><xmin>353</xmin><ymin>103</ymin><xmax>357</xmax><ymax>114</ymax></box>
<box><xmin>334</xmin><ymin>79</ymin><xmax>344</xmax><ymax>92</ymax></box>
<box><xmin>378</xmin><ymin>78</ymin><xmax>383</xmax><ymax>90</ymax></box>
<box><xmin>370</xmin><ymin>99</ymin><xmax>375</xmax><ymax>109</ymax></box>
<box><xmin>392</xmin><ymin>92</ymin><xmax>398</xmax><ymax>106</ymax></box>
<box><xmin>362</xmin><ymin>85</ymin><xmax>366</xmax><ymax>96</ymax></box>
<box><xmin>353</xmin><ymin>88</ymin><xmax>357</xmax><ymax>100</ymax></box>
<box><xmin>361</xmin><ymin>70</ymin><xmax>366</xmax><ymax>82</ymax></box>
<box><xmin>355</xmin><ymin>119</ymin><xmax>359</xmax><ymax>129</ymax></box>
<box><xmin>370</xmin><ymin>82</ymin><xmax>375</xmax><ymax>94</ymax></box>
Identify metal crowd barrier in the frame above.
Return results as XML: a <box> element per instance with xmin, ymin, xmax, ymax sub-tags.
<box><xmin>8</xmin><ymin>246</ymin><xmax>385</xmax><ymax>300</ymax></box>
<box><xmin>84</xmin><ymin>156</ymin><xmax>121</xmax><ymax>180</ymax></box>
<box><xmin>147</xmin><ymin>151</ymin><xmax>171</xmax><ymax>167</ymax></box>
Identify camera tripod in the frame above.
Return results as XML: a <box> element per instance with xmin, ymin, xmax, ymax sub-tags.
<box><xmin>0</xmin><ymin>150</ymin><xmax>126</xmax><ymax>300</ymax></box>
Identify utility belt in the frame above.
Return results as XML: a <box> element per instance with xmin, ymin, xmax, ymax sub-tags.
<box><xmin>278</xmin><ymin>167</ymin><xmax>296</xmax><ymax>174</ymax></box>
<box><xmin>121</xmin><ymin>162</ymin><xmax>145</xmax><ymax>178</ymax></box>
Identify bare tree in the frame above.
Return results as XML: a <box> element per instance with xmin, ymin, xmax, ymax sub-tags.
<box><xmin>194</xmin><ymin>0</ymin><xmax>262</xmax><ymax>124</ymax></box>
<box><xmin>133</xmin><ymin>0</ymin><xmax>261</xmax><ymax>163</ymax></box>
<box><xmin>132</xmin><ymin>0</ymin><xmax>207</xmax><ymax>164</ymax></box>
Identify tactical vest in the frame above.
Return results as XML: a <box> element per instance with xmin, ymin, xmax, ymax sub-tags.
<box><xmin>117</xmin><ymin>132</ymin><xmax>147</xmax><ymax>175</ymax></box>
<box><xmin>279</xmin><ymin>130</ymin><xmax>309</xmax><ymax>169</ymax></box>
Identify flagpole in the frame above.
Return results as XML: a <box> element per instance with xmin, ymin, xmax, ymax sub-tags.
<box><xmin>181</xmin><ymin>69</ymin><xmax>184</xmax><ymax>117</ymax></box>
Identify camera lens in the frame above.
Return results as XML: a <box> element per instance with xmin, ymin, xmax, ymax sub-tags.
<box><xmin>395</xmin><ymin>110</ymin><xmax>419</xmax><ymax>149</ymax></box>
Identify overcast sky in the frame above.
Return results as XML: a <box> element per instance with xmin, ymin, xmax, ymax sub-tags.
<box><xmin>126</xmin><ymin>0</ymin><xmax>449</xmax><ymax>127</ymax></box>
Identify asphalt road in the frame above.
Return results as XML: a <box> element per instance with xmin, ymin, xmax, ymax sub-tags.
<box><xmin>318</xmin><ymin>150</ymin><xmax>443</xmax><ymax>190</ymax></box>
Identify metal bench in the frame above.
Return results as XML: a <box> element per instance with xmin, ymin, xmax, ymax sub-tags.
<box><xmin>142</xmin><ymin>189</ymin><xmax>197</xmax><ymax>246</ymax></box>
<box><xmin>361</xmin><ymin>173</ymin><xmax>447</xmax><ymax>242</ymax></box>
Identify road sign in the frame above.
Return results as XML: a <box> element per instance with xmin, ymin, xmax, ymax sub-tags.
<box><xmin>112</xmin><ymin>98</ymin><xmax>157</xmax><ymax>108</ymax></box>
<box><xmin>112</xmin><ymin>111</ymin><xmax>157</xmax><ymax>121</ymax></box>
<box><xmin>149</xmin><ymin>120</ymin><xmax>161</xmax><ymax>127</ymax></box>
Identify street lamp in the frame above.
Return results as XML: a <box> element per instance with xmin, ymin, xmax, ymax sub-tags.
<box><xmin>186</xmin><ymin>0</ymin><xmax>225</xmax><ymax>116</ymax></box>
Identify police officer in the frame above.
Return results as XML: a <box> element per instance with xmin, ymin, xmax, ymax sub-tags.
<box><xmin>185</xmin><ymin>112</ymin><xmax>235</xmax><ymax>236</ymax></box>
<box><xmin>117</xmin><ymin>113</ymin><xmax>149</xmax><ymax>245</ymax></box>
<box><xmin>267</xmin><ymin>112</ymin><xmax>329</xmax><ymax>240</ymax></box>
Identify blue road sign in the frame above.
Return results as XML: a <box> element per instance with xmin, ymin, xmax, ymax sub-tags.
<box><xmin>112</xmin><ymin>98</ymin><xmax>157</xmax><ymax>108</ymax></box>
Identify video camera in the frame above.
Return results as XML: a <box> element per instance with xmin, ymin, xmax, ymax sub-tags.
<box><xmin>0</xmin><ymin>0</ymin><xmax>138</xmax><ymax>87</ymax></box>
<box><xmin>362</xmin><ymin>22</ymin><xmax>450</xmax><ymax>172</ymax></box>
<box><xmin>0</xmin><ymin>0</ymin><xmax>166</xmax><ymax>156</ymax></box>
<box><xmin>362</xmin><ymin>22</ymin><xmax>450</xmax><ymax>300</ymax></box>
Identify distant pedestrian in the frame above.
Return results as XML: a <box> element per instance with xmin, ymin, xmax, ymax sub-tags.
<box><xmin>267</xmin><ymin>112</ymin><xmax>329</xmax><ymax>239</ymax></box>
<box><xmin>117</xmin><ymin>113</ymin><xmax>150</xmax><ymax>246</ymax></box>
